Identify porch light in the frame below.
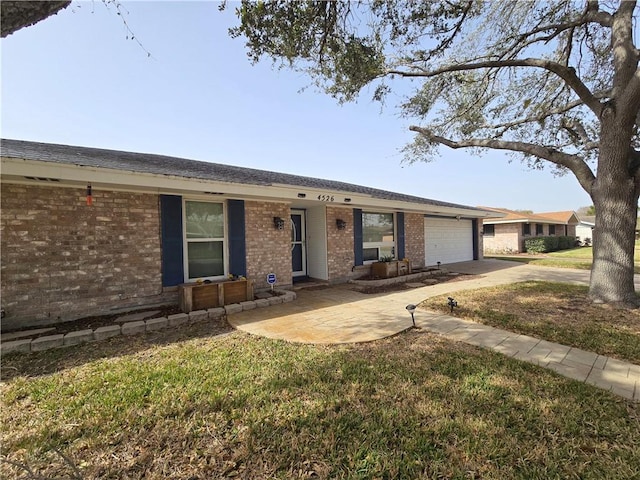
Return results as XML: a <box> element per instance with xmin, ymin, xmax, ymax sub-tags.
<box><xmin>336</xmin><ymin>219</ymin><xmax>347</xmax><ymax>230</ymax></box>
<box><xmin>406</xmin><ymin>304</ymin><xmax>417</xmax><ymax>327</ymax></box>
<box><xmin>273</xmin><ymin>217</ymin><xmax>285</xmax><ymax>230</ymax></box>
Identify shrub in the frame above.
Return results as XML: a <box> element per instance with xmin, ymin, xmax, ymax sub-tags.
<box><xmin>557</xmin><ymin>235</ymin><xmax>574</xmax><ymax>250</ymax></box>
<box><xmin>525</xmin><ymin>237</ymin><xmax>554</xmax><ymax>253</ymax></box>
<box><xmin>525</xmin><ymin>236</ymin><xmax>576</xmax><ymax>253</ymax></box>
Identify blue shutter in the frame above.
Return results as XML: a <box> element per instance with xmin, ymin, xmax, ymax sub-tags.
<box><xmin>353</xmin><ymin>208</ymin><xmax>363</xmax><ymax>266</ymax></box>
<box><xmin>160</xmin><ymin>195</ymin><xmax>184</xmax><ymax>286</ymax></box>
<box><xmin>397</xmin><ymin>212</ymin><xmax>405</xmax><ymax>260</ymax></box>
<box><xmin>228</xmin><ymin>199</ymin><xmax>246</xmax><ymax>277</ymax></box>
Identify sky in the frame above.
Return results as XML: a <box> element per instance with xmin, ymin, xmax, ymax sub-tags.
<box><xmin>1</xmin><ymin>0</ymin><xmax>593</xmax><ymax>212</ymax></box>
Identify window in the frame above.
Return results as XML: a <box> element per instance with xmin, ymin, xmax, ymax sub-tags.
<box><xmin>362</xmin><ymin>212</ymin><xmax>395</xmax><ymax>261</ymax></box>
<box><xmin>483</xmin><ymin>224</ymin><xmax>495</xmax><ymax>237</ymax></box>
<box><xmin>549</xmin><ymin>225</ymin><xmax>556</xmax><ymax>235</ymax></box>
<box><xmin>184</xmin><ymin>200</ymin><xmax>225</xmax><ymax>280</ymax></box>
<box><xmin>523</xmin><ymin>223</ymin><xmax>531</xmax><ymax>236</ymax></box>
<box><xmin>536</xmin><ymin>224</ymin><xmax>544</xmax><ymax>235</ymax></box>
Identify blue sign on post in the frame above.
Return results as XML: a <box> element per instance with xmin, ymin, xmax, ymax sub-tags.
<box><xmin>266</xmin><ymin>273</ymin><xmax>277</xmax><ymax>285</ymax></box>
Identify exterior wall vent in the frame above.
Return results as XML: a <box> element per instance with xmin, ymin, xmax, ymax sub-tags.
<box><xmin>24</xmin><ymin>176</ymin><xmax>60</xmax><ymax>182</ymax></box>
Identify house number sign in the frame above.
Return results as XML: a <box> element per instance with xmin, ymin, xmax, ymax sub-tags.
<box><xmin>317</xmin><ymin>194</ymin><xmax>335</xmax><ymax>202</ymax></box>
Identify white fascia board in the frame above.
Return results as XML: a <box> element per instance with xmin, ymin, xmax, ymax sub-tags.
<box><xmin>482</xmin><ymin>219</ymin><xmax>527</xmax><ymax>225</ymax></box>
<box><xmin>1</xmin><ymin>157</ymin><xmax>488</xmax><ymax>217</ymax></box>
<box><xmin>484</xmin><ymin>218</ymin><xmax>573</xmax><ymax>225</ymax></box>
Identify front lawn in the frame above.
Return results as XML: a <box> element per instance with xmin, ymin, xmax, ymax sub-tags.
<box><xmin>420</xmin><ymin>281</ymin><xmax>640</xmax><ymax>364</ymax></box>
<box><xmin>0</xmin><ymin>320</ymin><xmax>640</xmax><ymax>479</ymax></box>
<box><xmin>2</xmin><ymin>319</ymin><xmax>639</xmax><ymax>479</ymax></box>
<box><xmin>487</xmin><ymin>244</ymin><xmax>640</xmax><ymax>273</ymax></box>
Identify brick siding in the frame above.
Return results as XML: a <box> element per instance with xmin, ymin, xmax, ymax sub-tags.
<box><xmin>483</xmin><ymin>223</ymin><xmax>523</xmax><ymax>254</ymax></box>
<box><xmin>244</xmin><ymin>201</ymin><xmax>292</xmax><ymax>290</ymax></box>
<box><xmin>483</xmin><ymin>222</ymin><xmax>578</xmax><ymax>254</ymax></box>
<box><xmin>404</xmin><ymin>213</ymin><xmax>425</xmax><ymax>269</ymax></box>
<box><xmin>1</xmin><ymin>184</ymin><xmax>168</xmax><ymax>329</ymax></box>
<box><xmin>326</xmin><ymin>206</ymin><xmax>354</xmax><ymax>282</ymax></box>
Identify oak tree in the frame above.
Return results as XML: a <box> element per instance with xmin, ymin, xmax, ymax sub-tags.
<box><xmin>1</xmin><ymin>1</ymin><xmax>71</xmax><ymax>38</ymax></box>
<box><xmin>228</xmin><ymin>0</ymin><xmax>640</xmax><ymax>306</ymax></box>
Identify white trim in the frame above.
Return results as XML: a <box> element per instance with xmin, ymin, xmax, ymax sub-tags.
<box><xmin>182</xmin><ymin>198</ymin><xmax>228</xmax><ymax>282</ymax></box>
<box><xmin>1</xmin><ymin>157</ymin><xmax>495</xmax><ymax>218</ymax></box>
<box><xmin>362</xmin><ymin>211</ymin><xmax>396</xmax><ymax>263</ymax></box>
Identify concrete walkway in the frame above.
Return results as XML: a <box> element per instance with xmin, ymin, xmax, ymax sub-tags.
<box><xmin>229</xmin><ymin>259</ymin><xmax>640</xmax><ymax>401</ymax></box>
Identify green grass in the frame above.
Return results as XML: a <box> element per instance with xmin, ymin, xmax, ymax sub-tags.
<box><xmin>2</xmin><ymin>328</ymin><xmax>639</xmax><ymax>479</ymax></box>
<box><xmin>420</xmin><ymin>281</ymin><xmax>640</xmax><ymax>364</ymax></box>
<box><xmin>547</xmin><ymin>247</ymin><xmax>595</xmax><ymax>259</ymax></box>
<box><xmin>488</xmin><ymin>246</ymin><xmax>640</xmax><ymax>273</ymax></box>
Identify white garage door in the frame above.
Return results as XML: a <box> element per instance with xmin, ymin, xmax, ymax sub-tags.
<box><xmin>425</xmin><ymin>217</ymin><xmax>474</xmax><ymax>266</ymax></box>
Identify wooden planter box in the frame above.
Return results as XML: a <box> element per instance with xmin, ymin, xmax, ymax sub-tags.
<box><xmin>179</xmin><ymin>279</ymin><xmax>254</xmax><ymax>313</ymax></box>
<box><xmin>371</xmin><ymin>260</ymin><xmax>411</xmax><ymax>279</ymax></box>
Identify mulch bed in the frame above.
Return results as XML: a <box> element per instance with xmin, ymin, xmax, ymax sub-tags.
<box><xmin>2</xmin><ymin>305</ymin><xmax>184</xmax><ymax>338</ymax></box>
<box><xmin>353</xmin><ymin>273</ymin><xmax>478</xmax><ymax>294</ymax></box>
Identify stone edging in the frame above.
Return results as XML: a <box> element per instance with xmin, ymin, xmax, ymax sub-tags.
<box><xmin>1</xmin><ymin>291</ymin><xmax>297</xmax><ymax>356</ymax></box>
<box><xmin>350</xmin><ymin>268</ymin><xmax>451</xmax><ymax>288</ymax></box>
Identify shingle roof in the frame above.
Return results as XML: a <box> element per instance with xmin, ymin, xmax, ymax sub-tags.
<box><xmin>1</xmin><ymin>138</ymin><xmax>485</xmax><ymax>212</ymax></box>
<box><xmin>537</xmin><ymin>211</ymin><xmax>579</xmax><ymax>224</ymax></box>
<box><xmin>480</xmin><ymin>206</ymin><xmax>578</xmax><ymax>225</ymax></box>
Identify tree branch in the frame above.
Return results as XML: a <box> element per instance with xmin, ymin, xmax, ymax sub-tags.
<box><xmin>387</xmin><ymin>58</ymin><xmax>603</xmax><ymax>117</ymax></box>
<box><xmin>409</xmin><ymin>125</ymin><xmax>596</xmax><ymax>194</ymax></box>
<box><xmin>490</xmin><ymin>89</ymin><xmax>611</xmax><ymax>131</ymax></box>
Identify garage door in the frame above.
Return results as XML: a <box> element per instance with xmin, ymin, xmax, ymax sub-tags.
<box><xmin>425</xmin><ymin>217</ymin><xmax>473</xmax><ymax>266</ymax></box>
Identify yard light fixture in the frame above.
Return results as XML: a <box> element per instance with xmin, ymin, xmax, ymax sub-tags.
<box><xmin>437</xmin><ymin>261</ymin><xmax>441</xmax><ymax>269</ymax></box>
<box><xmin>447</xmin><ymin>297</ymin><xmax>458</xmax><ymax>313</ymax></box>
<box><xmin>406</xmin><ymin>304</ymin><xmax>417</xmax><ymax>327</ymax></box>
<box><xmin>273</xmin><ymin>217</ymin><xmax>285</xmax><ymax>230</ymax></box>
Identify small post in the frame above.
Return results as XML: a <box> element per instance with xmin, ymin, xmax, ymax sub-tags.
<box><xmin>406</xmin><ymin>304</ymin><xmax>417</xmax><ymax>327</ymax></box>
<box><xmin>447</xmin><ymin>297</ymin><xmax>457</xmax><ymax>313</ymax></box>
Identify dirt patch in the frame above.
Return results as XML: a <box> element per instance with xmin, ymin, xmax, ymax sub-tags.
<box><xmin>2</xmin><ymin>305</ymin><xmax>184</xmax><ymax>339</ymax></box>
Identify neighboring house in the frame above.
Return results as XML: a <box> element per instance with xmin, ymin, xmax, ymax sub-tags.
<box><xmin>1</xmin><ymin>139</ymin><xmax>496</xmax><ymax>329</ymax></box>
<box><xmin>576</xmin><ymin>215</ymin><xmax>595</xmax><ymax>244</ymax></box>
<box><xmin>480</xmin><ymin>207</ymin><xmax>579</xmax><ymax>254</ymax></box>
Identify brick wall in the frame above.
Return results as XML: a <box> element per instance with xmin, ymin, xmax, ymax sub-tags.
<box><xmin>326</xmin><ymin>206</ymin><xmax>354</xmax><ymax>282</ymax></box>
<box><xmin>1</xmin><ymin>184</ymin><xmax>168</xmax><ymax>329</ymax></box>
<box><xmin>404</xmin><ymin>213</ymin><xmax>425</xmax><ymax>269</ymax></box>
<box><xmin>483</xmin><ymin>223</ymin><xmax>523</xmax><ymax>254</ymax></box>
<box><xmin>244</xmin><ymin>201</ymin><xmax>292</xmax><ymax>290</ymax></box>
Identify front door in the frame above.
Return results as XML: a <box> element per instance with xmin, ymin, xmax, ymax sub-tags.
<box><xmin>291</xmin><ymin>210</ymin><xmax>307</xmax><ymax>277</ymax></box>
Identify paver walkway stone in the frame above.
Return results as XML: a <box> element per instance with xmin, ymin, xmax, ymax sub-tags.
<box><xmin>229</xmin><ymin>260</ymin><xmax>640</xmax><ymax>401</ymax></box>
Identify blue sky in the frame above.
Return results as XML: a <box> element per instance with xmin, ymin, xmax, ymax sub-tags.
<box><xmin>1</xmin><ymin>1</ymin><xmax>593</xmax><ymax>212</ymax></box>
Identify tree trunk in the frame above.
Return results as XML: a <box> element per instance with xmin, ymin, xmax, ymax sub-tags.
<box><xmin>588</xmin><ymin>108</ymin><xmax>639</xmax><ymax>307</ymax></box>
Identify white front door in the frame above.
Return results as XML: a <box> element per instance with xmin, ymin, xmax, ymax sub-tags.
<box><xmin>291</xmin><ymin>210</ymin><xmax>307</xmax><ymax>277</ymax></box>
